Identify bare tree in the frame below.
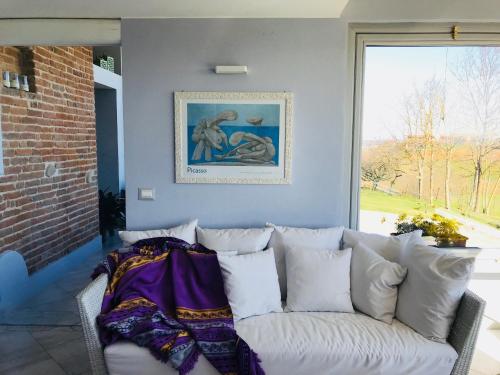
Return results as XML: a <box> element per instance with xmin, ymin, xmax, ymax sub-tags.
<box><xmin>480</xmin><ymin>162</ymin><xmax>500</xmax><ymax>214</ymax></box>
<box><xmin>362</xmin><ymin>141</ymin><xmax>405</xmax><ymax>193</ymax></box>
<box><xmin>485</xmin><ymin>175</ymin><xmax>500</xmax><ymax>215</ymax></box>
<box><xmin>361</xmin><ymin>161</ymin><xmax>392</xmax><ymax>191</ymax></box>
<box><xmin>439</xmin><ymin>53</ymin><xmax>460</xmax><ymax>210</ymax></box>
<box><xmin>402</xmin><ymin>79</ymin><xmax>443</xmax><ymax>203</ymax></box>
<box><xmin>402</xmin><ymin>92</ymin><xmax>426</xmax><ymax>200</ymax></box>
<box><xmin>454</xmin><ymin>47</ymin><xmax>500</xmax><ymax>212</ymax></box>
<box><xmin>439</xmin><ymin>47</ymin><xmax>456</xmax><ymax>210</ymax></box>
<box><xmin>440</xmin><ymin>136</ymin><xmax>460</xmax><ymax>209</ymax></box>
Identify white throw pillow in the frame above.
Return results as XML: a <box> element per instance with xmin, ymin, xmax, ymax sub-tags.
<box><xmin>342</xmin><ymin>229</ymin><xmax>423</xmax><ymax>262</ymax></box>
<box><xmin>396</xmin><ymin>244</ymin><xmax>475</xmax><ymax>343</ymax></box>
<box><xmin>216</xmin><ymin>251</ymin><xmax>238</xmax><ymax>257</ymax></box>
<box><xmin>118</xmin><ymin>219</ymin><xmax>198</xmax><ymax>246</ymax></box>
<box><xmin>196</xmin><ymin>227</ymin><xmax>273</xmax><ymax>254</ymax></box>
<box><xmin>217</xmin><ymin>249</ymin><xmax>283</xmax><ymax>320</ymax></box>
<box><xmin>351</xmin><ymin>242</ymin><xmax>407</xmax><ymax>324</ymax></box>
<box><xmin>267</xmin><ymin>224</ymin><xmax>344</xmax><ymax>299</ymax></box>
<box><xmin>285</xmin><ymin>247</ymin><xmax>354</xmax><ymax>313</ymax></box>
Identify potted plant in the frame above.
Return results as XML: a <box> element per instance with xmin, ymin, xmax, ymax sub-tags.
<box><xmin>394</xmin><ymin>213</ymin><xmax>437</xmax><ymax>245</ymax></box>
<box><xmin>394</xmin><ymin>213</ymin><xmax>468</xmax><ymax>248</ymax></box>
<box><xmin>99</xmin><ymin>188</ymin><xmax>126</xmax><ymax>241</ymax></box>
<box><xmin>430</xmin><ymin>214</ymin><xmax>468</xmax><ymax>248</ymax></box>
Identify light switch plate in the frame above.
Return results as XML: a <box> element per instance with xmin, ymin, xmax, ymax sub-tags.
<box><xmin>138</xmin><ymin>187</ymin><xmax>155</xmax><ymax>201</ymax></box>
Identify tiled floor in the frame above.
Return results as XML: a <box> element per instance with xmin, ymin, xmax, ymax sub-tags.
<box><xmin>0</xmin><ymin>236</ymin><xmax>498</xmax><ymax>375</ymax></box>
<box><xmin>0</xmin><ymin>237</ymin><xmax>119</xmax><ymax>375</ymax></box>
<box><xmin>0</xmin><ymin>325</ymin><xmax>89</xmax><ymax>375</ymax></box>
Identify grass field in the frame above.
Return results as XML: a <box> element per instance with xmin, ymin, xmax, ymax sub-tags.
<box><xmin>360</xmin><ymin>189</ymin><xmax>435</xmax><ymax>216</ymax></box>
<box><xmin>360</xmin><ymin>188</ymin><xmax>500</xmax><ymax>229</ymax></box>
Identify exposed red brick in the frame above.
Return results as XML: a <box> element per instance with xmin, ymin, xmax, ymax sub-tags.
<box><xmin>0</xmin><ymin>46</ymin><xmax>99</xmax><ymax>273</ymax></box>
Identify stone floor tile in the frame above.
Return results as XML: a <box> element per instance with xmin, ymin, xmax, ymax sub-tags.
<box><xmin>5</xmin><ymin>357</ymin><xmax>67</xmax><ymax>375</ymax></box>
<box><xmin>0</xmin><ymin>331</ymin><xmax>50</xmax><ymax>373</ymax></box>
<box><xmin>43</xmin><ymin>337</ymin><xmax>92</xmax><ymax>375</ymax></box>
<box><xmin>0</xmin><ymin>310</ymin><xmax>81</xmax><ymax>326</ymax></box>
<box><xmin>31</xmin><ymin>327</ymin><xmax>84</xmax><ymax>351</ymax></box>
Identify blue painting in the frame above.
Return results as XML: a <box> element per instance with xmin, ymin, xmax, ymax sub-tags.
<box><xmin>187</xmin><ymin>103</ymin><xmax>280</xmax><ymax>166</ymax></box>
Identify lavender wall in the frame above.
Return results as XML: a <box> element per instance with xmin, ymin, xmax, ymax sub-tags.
<box><xmin>121</xmin><ymin>19</ymin><xmax>350</xmax><ymax>229</ymax></box>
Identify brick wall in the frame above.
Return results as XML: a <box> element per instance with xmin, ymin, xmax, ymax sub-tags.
<box><xmin>0</xmin><ymin>46</ymin><xmax>99</xmax><ymax>273</ymax></box>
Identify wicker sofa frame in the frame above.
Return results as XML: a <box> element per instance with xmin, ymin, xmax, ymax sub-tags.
<box><xmin>77</xmin><ymin>274</ymin><xmax>485</xmax><ymax>375</ymax></box>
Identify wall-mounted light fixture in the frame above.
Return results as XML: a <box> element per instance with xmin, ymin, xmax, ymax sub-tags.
<box><xmin>214</xmin><ymin>65</ymin><xmax>248</xmax><ymax>74</ymax></box>
<box><xmin>2</xmin><ymin>71</ymin><xmax>10</xmax><ymax>87</ymax></box>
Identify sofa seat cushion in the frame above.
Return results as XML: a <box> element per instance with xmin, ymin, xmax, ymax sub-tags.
<box><xmin>104</xmin><ymin>312</ymin><xmax>458</xmax><ymax>375</ymax></box>
<box><xmin>105</xmin><ymin>341</ymin><xmax>219</xmax><ymax>375</ymax></box>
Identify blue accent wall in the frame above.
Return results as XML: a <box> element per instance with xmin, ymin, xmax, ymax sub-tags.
<box><xmin>96</xmin><ymin>89</ymin><xmax>120</xmax><ymax>193</ymax></box>
<box><xmin>0</xmin><ymin>236</ymin><xmax>102</xmax><ymax>310</ymax></box>
<box><xmin>121</xmin><ymin>19</ymin><xmax>351</xmax><ymax>230</ymax></box>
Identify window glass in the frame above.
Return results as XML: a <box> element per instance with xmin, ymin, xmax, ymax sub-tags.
<box><xmin>360</xmin><ymin>46</ymin><xmax>500</xmax><ymax>249</ymax></box>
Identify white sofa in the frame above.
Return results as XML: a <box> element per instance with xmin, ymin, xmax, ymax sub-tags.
<box><xmin>78</xmin><ymin>275</ymin><xmax>484</xmax><ymax>375</ymax></box>
<box><xmin>77</xmin><ymin>226</ymin><xmax>485</xmax><ymax>375</ymax></box>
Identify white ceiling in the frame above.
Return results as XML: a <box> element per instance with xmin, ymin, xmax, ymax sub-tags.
<box><xmin>1</xmin><ymin>0</ymin><xmax>350</xmax><ymax>18</ymax></box>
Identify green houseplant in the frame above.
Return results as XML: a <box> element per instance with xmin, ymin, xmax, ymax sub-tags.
<box><xmin>431</xmin><ymin>215</ymin><xmax>468</xmax><ymax>247</ymax></box>
<box><xmin>394</xmin><ymin>213</ymin><xmax>468</xmax><ymax>248</ymax></box>
<box><xmin>99</xmin><ymin>189</ymin><xmax>126</xmax><ymax>240</ymax></box>
<box><xmin>394</xmin><ymin>213</ymin><xmax>436</xmax><ymax>236</ymax></box>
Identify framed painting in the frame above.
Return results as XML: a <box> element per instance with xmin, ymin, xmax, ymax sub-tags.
<box><xmin>174</xmin><ymin>91</ymin><xmax>293</xmax><ymax>184</ymax></box>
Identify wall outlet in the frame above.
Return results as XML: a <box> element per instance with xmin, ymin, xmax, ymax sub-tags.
<box><xmin>138</xmin><ymin>188</ymin><xmax>155</xmax><ymax>201</ymax></box>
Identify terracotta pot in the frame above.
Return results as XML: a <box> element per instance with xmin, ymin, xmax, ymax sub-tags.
<box><xmin>452</xmin><ymin>238</ymin><xmax>467</xmax><ymax>248</ymax></box>
<box><xmin>435</xmin><ymin>238</ymin><xmax>452</xmax><ymax>248</ymax></box>
<box><xmin>435</xmin><ymin>237</ymin><xmax>467</xmax><ymax>248</ymax></box>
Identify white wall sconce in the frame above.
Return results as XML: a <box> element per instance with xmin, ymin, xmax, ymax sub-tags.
<box><xmin>214</xmin><ymin>65</ymin><xmax>248</xmax><ymax>74</ymax></box>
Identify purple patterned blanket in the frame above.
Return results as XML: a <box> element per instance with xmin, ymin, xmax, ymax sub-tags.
<box><xmin>93</xmin><ymin>236</ymin><xmax>265</xmax><ymax>375</ymax></box>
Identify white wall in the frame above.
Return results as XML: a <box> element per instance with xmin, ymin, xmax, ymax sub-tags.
<box><xmin>342</xmin><ymin>0</ymin><xmax>500</xmax><ymax>21</ymax></box>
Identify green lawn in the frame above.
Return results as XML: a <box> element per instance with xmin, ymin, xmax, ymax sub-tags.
<box><xmin>360</xmin><ymin>188</ymin><xmax>500</xmax><ymax>229</ymax></box>
<box><xmin>360</xmin><ymin>189</ymin><xmax>435</xmax><ymax>216</ymax></box>
<box><xmin>452</xmin><ymin>205</ymin><xmax>500</xmax><ymax>229</ymax></box>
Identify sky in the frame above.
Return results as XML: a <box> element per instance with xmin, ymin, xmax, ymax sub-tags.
<box><xmin>362</xmin><ymin>46</ymin><xmax>482</xmax><ymax>141</ymax></box>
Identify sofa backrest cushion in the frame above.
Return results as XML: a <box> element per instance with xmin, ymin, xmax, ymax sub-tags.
<box><xmin>351</xmin><ymin>242</ymin><xmax>407</xmax><ymax>324</ymax></box>
<box><xmin>396</xmin><ymin>244</ymin><xmax>475</xmax><ymax>343</ymax></box>
<box><xmin>285</xmin><ymin>247</ymin><xmax>354</xmax><ymax>313</ymax></box>
<box><xmin>118</xmin><ymin>219</ymin><xmax>198</xmax><ymax>246</ymax></box>
<box><xmin>196</xmin><ymin>227</ymin><xmax>273</xmax><ymax>254</ymax></box>
<box><xmin>218</xmin><ymin>248</ymin><xmax>282</xmax><ymax>320</ymax></box>
<box><xmin>342</xmin><ymin>229</ymin><xmax>423</xmax><ymax>263</ymax></box>
<box><xmin>267</xmin><ymin>224</ymin><xmax>344</xmax><ymax>300</ymax></box>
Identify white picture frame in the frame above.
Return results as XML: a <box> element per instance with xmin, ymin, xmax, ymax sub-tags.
<box><xmin>174</xmin><ymin>91</ymin><xmax>293</xmax><ymax>184</ymax></box>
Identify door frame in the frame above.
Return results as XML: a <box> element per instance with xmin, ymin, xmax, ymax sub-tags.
<box><xmin>347</xmin><ymin>23</ymin><xmax>500</xmax><ymax>229</ymax></box>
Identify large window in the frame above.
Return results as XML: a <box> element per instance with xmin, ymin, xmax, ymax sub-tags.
<box><xmin>352</xmin><ymin>31</ymin><xmax>500</xmax><ymax>249</ymax></box>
